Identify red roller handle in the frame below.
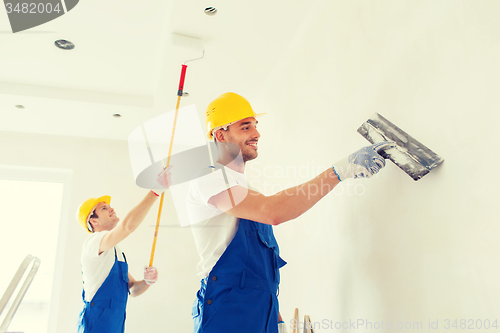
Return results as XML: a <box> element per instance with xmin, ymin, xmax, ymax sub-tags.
<box><xmin>177</xmin><ymin>64</ymin><xmax>188</xmax><ymax>96</ymax></box>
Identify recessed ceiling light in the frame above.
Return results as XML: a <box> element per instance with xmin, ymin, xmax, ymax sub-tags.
<box><xmin>204</xmin><ymin>7</ymin><xmax>217</xmax><ymax>15</ymax></box>
<box><xmin>113</xmin><ymin>113</ymin><xmax>122</xmax><ymax>118</ymax></box>
<box><xmin>15</xmin><ymin>105</ymin><xmax>25</xmax><ymax>109</ymax></box>
<box><xmin>54</xmin><ymin>39</ymin><xmax>75</xmax><ymax>50</ymax></box>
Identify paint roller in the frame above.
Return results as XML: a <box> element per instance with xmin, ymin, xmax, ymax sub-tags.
<box><xmin>148</xmin><ymin>34</ymin><xmax>205</xmax><ymax>267</ymax></box>
<box><xmin>358</xmin><ymin>113</ymin><xmax>444</xmax><ymax>181</ymax></box>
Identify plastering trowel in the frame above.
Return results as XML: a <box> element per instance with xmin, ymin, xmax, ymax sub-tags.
<box><xmin>357</xmin><ymin>113</ymin><xmax>443</xmax><ymax>181</ymax></box>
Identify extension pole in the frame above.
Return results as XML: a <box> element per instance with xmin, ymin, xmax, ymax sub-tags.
<box><xmin>149</xmin><ymin>64</ymin><xmax>187</xmax><ymax>267</ymax></box>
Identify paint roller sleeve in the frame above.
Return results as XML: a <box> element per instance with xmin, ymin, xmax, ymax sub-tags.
<box><xmin>332</xmin><ymin>142</ymin><xmax>396</xmax><ymax>181</ymax></box>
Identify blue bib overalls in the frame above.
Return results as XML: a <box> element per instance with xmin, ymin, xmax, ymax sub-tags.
<box><xmin>193</xmin><ymin>218</ymin><xmax>287</xmax><ymax>333</ymax></box>
<box><xmin>78</xmin><ymin>248</ymin><xmax>129</xmax><ymax>333</ymax></box>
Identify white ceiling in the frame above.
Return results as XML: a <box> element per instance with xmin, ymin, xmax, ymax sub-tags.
<box><xmin>0</xmin><ymin>0</ymin><xmax>314</xmax><ymax>140</ymax></box>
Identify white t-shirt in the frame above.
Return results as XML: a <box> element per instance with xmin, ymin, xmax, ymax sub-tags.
<box><xmin>187</xmin><ymin>164</ymin><xmax>248</xmax><ymax>279</ymax></box>
<box><xmin>81</xmin><ymin>231</ymin><xmax>126</xmax><ymax>302</ymax></box>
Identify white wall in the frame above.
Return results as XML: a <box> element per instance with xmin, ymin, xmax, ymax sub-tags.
<box><xmin>0</xmin><ymin>131</ymin><xmax>199</xmax><ymax>332</ymax></box>
<box><xmin>245</xmin><ymin>1</ymin><xmax>500</xmax><ymax>332</ymax></box>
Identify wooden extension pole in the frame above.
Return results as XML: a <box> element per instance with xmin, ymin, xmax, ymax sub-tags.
<box><xmin>149</xmin><ymin>64</ymin><xmax>187</xmax><ymax>267</ymax></box>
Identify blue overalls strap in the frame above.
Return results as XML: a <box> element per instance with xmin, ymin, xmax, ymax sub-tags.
<box><xmin>78</xmin><ymin>247</ymin><xmax>130</xmax><ymax>333</ymax></box>
<box><xmin>195</xmin><ymin>218</ymin><xmax>287</xmax><ymax>333</ymax></box>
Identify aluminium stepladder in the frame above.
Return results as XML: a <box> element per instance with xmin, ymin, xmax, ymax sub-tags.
<box><xmin>0</xmin><ymin>255</ymin><xmax>41</xmax><ymax>333</ymax></box>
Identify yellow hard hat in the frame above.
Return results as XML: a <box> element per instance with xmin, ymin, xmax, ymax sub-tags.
<box><xmin>77</xmin><ymin>195</ymin><xmax>111</xmax><ymax>233</ymax></box>
<box><xmin>205</xmin><ymin>92</ymin><xmax>266</xmax><ymax>139</ymax></box>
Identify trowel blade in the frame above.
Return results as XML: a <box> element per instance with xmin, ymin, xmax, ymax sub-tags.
<box><xmin>357</xmin><ymin>113</ymin><xmax>444</xmax><ymax>181</ymax></box>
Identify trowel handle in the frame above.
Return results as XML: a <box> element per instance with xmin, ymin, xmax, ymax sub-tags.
<box><xmin>177</xmin><ymin>64</ymin><xmax>188</xmax><ymax>96</ymax></box>
<box><xmin>378</xmin><ymin>150</ymin><xmax>389</xmax><ymax>159</ymax></box>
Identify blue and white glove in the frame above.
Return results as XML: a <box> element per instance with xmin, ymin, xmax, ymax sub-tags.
<box><xmin>332</xmin><ymin>142</ymin><xmax>396</xmax><ymax>181</ymax></box>
<box><xmin>278</xmin><ymin>321</ymin><xmax>288</xmax><ymax>333</ymax></box>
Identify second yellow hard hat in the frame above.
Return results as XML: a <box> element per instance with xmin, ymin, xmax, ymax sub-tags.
<box><xmin>76</xmin><ymin>195</ymin><xmax>111</xmax><ymax>233</ymax></box>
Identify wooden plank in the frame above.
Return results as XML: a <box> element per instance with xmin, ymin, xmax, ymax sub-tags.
<box><xmin>292</xmin><ymin>308</ymin><xmax>299</xmax><ymax>333</ymax></box>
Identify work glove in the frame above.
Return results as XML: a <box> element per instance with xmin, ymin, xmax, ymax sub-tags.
<box><xmin>278</xmin><ymin>321</ymin><xmax>288</xmax><ymax>333</ymax></box>
<box><xmin>144</xmin><ymin>266</ymin><xmax>158</xmax><ymax>286</ymax></box>
<box><xmin>151</xmin><ymin>165</ymin><xmax>173</xmax><ymax>196</ymax></box>
<box><xmin>332</xmin><ymin>142</ymin><xmax>396</xmax><ymax>181</ymax></box>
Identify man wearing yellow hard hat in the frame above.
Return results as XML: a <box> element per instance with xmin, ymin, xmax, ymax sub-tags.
<box><xmin>188</xmin><ymin>92</ymin><xmax>394</xmax><ymax>333</ymax></box>
<box><xmin>76</xmin><ymin>167</ymin><xmax>171</xmax><ymax>333</ymax></box>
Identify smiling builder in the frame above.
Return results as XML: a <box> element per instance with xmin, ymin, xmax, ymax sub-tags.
<box><xmin>188</xmin><ymin>92</ymin><xmax>395</xmax><ymax>333</ymax></box>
